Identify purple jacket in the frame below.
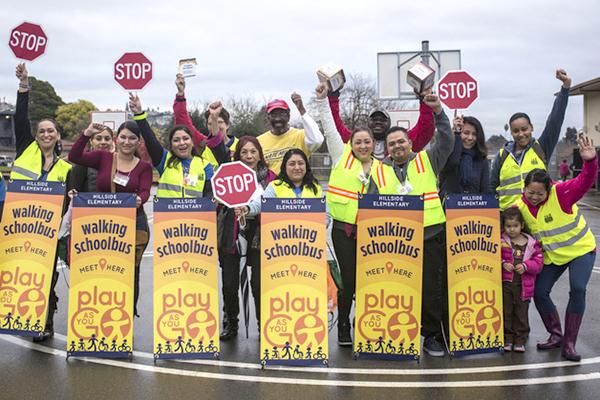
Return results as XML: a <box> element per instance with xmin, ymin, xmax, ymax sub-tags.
<box><xmin>501</xmin><ymin>232</ymin><xmax>544</xmax><ymax>301</ymax></box>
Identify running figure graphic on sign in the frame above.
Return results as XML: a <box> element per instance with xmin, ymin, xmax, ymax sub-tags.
<box><xmin>187</xmin><ymin>309</ymin><xmax>217</xmax><ymax>341</ymax></box>
<box><xmin>295</xmin><ymin>314</ymin><xmax>326</xmax><ymax>348</ymax></box>
<box><xmin>388</xmin><ymin>311</ymin><xmax>419</xmax><ymax>343</ymax></box>
<box><xmin>476</xmin><ymin>305</ymin><xmax>502</xmax><ymax>335</ymax></box>
<box><xmin>18</xmin><ymin>289</ymin><xmax>46</xmax><ymax>319</ymax></box>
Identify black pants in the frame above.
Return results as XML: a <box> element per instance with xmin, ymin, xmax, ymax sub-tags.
<box><xmin>220</xmin><ymin>248</ymin><xmax>261</xmax><ymax>323</ymax></box>
<box><xmin>332</xmin><ymin>227</ymin><xmax>357</xmax><ymax>325</ymax></box>
<box><xmin>133</xmin><ymin>211</ymin><xmax>150</xmax><ymax>317</ymax></box>
<box><xmin>503</xmin><ymin>280</ymin><xmax>530</xmax><ymax>345</ymax></box>
<box><xmin>421</xmin><ymin>231</ymin><xmax>448</xmax><ymax>340</ymax></box>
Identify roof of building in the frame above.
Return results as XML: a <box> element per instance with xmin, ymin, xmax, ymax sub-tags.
<box><xmin>568</xmin><ymin>76</ymin><xmax>600</xmax><ymax>96</ymax></box>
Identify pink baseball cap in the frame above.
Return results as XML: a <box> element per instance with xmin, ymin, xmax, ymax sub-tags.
<box><xmin>266</xmin><ymin>99</ymin><xmax>290</xmax><ymax>114</ymax></box>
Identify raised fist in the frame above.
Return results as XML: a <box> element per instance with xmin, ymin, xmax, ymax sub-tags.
<box><xmin>175</xmin><ymin>73</ymin><xmax>186</xmax><ymax>95</ymax></box>
<box><xmin>556</xmin><ymin>69</ymin><xmax>571</xmax><ymax>89</ymax></box>
<box><xmin>291</xmin><ymin>92</ymin><xmax>306</xmax><ymax>115</ymax></box>
<box><xmin>315</xmin><ymin>83</ymin><xmax>328</xmax><ymax>100</ymax></box>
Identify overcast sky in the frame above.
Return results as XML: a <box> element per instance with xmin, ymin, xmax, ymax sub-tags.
<box><xmin>1</xmin><ymin>0</ymin><xmax>598</xmax><ymax>139</ymax></box>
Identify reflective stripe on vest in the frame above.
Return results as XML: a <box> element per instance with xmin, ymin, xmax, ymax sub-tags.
<box><xmin>271</xmin><ymin>180</ymin><xmax>323</xmax><ymax>198</ymax></box>
<box><xmin>156</xmin><ymin>154</ymin><xmax>206</xmax><ymax>198</ymax></box>
<box><xmin>10</xmin><ymin>141</ymin><xmax>71</xmax><ymax>182</ymax></box>
<box><xmin>517</xmin><ymin>189</ymin><xmax>596</xmax><ymax>265</ymax></box>
<box><xmin>497</xmin><ymin>141</ymin><xmax>546</xmax><ymax>210</ymax></box>
<box><xmin>326</xmin><ymin>144</ymin><xmax>384</xmax><ymax>224</ymax></box>
<box><xmin>375</xmin><ymin>151</ymin><xmax>445</xmax><ymax>227</ymax></box>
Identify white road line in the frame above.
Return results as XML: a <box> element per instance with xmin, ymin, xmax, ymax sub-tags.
<box><xmin>579</xmin><ymin>202</ymin><xmax>600</xmax><ymax>212</ymax></box>
<box><xmin>49</xmin><ymin>332</ymin><xmax>600</xmax><ymax>376</ymax></box>
<box><xmin>2</xmin><ymin>335</ymin><xmax>600</xmax><ymax>388</ymax></box>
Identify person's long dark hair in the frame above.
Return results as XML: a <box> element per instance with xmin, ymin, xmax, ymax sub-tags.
<box><xmin>166</xmin><ymin>125</ymin><xmax>200</xmax><ymax>168</ymax></box>
<box><xmin>275</xmin><ymin>148</ymin><xmax>319</xmax><ymax>195</ymax></box>
<box><xmin>462</xmin><ymin>116</ymin><xmax>488</xmax><ymax>159</ymax></box>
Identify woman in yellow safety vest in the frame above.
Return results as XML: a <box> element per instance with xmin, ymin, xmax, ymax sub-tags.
<box><xmin>128</xmin><ymin>94</ymin><xmax>228</xmax><ymax>198</ymax></box>
<box><xmin>491</xmin><ymin>69</ymin><xmax>572</xmax><ymax>210</ymax></box>
<box><xmin>11</xmin><ymin>63</ymin><xmax>72</xmax><ymax>341</ymax></box>
<box><xmin>516</xmin><ymin>134</ymin><xmax>597</xmax><ymax>362</ymax></box>
<box><xmin>313</xmin><ymin>82</ymin><xmax>386</xmax><ymax>346</ymax></box>
<box><xmin>242</xmin><ymin>148</ymin><xmax>323</xmax><ymax>214</ymax></box>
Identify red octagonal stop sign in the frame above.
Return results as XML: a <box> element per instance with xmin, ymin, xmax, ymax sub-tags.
<box><xmin>211</xmin><ymin>161</ymin><xmax>259</xmax><ymax>208</ymax></box>
<box><xmin>9</xmin><ymin>22</ymin><xmax>47</xmax><ymax>61</ymax></box>
<box><xmin>437</xmin><ymin>70</ymin><xmax>478</xmax><ymax>110</ymax></box>
<box><xmin>114</xmin><ymin>52</ymin><xmax>153</xmax><ymax>90</ymax></box>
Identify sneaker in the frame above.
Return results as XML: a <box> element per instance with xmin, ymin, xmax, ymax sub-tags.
<box><xmin>513</xmin><ymin>344</ymin><xmax>525</xmax><ymax>353</ymax></box>
<box><xmin>423</xmin><ymin>336</ymin><xmax>445</xmax><ymax>357</ymax></box>
<box><xmin>504</xmin><ymin>342</ymin><xmax>512</xmax><ymax>352</ymax></box>
<box><xmin>32</xmin><ymin>329</ymin><xmax>54</xmax><ymax>343</ymax></box>
<box><xmin>338</xmin><ymin>322</ymin><xmax>352</xmax><ymax>346</ymax></box>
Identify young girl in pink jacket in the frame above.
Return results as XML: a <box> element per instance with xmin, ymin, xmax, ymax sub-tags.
<box><xmin>501</xmin><ymin>207</ymin><xmax>544</xmax><ymax>352</ymax></box>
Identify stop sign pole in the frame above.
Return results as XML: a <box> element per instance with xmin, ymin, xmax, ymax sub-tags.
<box><xmin>114</xmin><ymin>52</ymin><xmax>153</xmax><ymax>90</ymax></box>
<box><xmin>8</xmin><ymin>22</ymin><xmax>48</xmax><ymax>62</ymax></box>
<box><xmin>437</xmin><ymin>70</ymin><xmax>479</xmax><ymax>110</ymax></box>
<box><xmin>211</xmin><ymin>161</ymin><xmax>259</xmax><ymax>208</ymax></box>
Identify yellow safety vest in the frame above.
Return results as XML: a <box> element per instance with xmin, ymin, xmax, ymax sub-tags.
<box><xmin>497</xmin><ymin>140</ymin><xmax>546</xmax><ymax>210</ymax></box>
<box><xmin>326</xmin><ymin>144</ymin><xmax>387</xmax><ymax>224</ymax></box>
<box><xmin>201</xmin><ymin>146</ymin><xmax>218</xmax><ymax>169</ymax></box>
<box><xmin>10</xmin><ymin>141</ymin><xmax>71</xmax><ymax>182</ymax></box>
<box><xmin>517</xmin><ymin>189</ymin><xmax>595</xmax><ymax>266</ymax></box>
<box><xmin>271</xmin><ymin>179</ymin><xmax>323</xmax><ymax>198</ymax></box>
<box><xmin>375</xmin><ymin>151</ymin><xmax>445</xmax><ymax>227</ymax></box>
<box><xmin>156</xmin><ymin>153</ymin><xmax>206</xmax><ymax>198</ymax></box>
<box><xmin>227</xmin><ymin>136</ymin><xmax>239</xmax><ymax>160</ymax></box>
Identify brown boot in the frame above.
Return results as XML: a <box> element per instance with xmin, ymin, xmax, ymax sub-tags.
<box><xmin>562</xmin><ymin>313</ymin><xmax>583</xmax><ymax>362</ymax></box>
<box><xmin>537</xmin><ymin>310</ymin><xmax>562</xmax><ymax>350</ymax></box>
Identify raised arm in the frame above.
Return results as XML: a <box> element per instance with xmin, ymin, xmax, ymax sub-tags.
<box><xmin>14</xmin><ymin>63</ymin><xmax>35</xmax><ymax>157</ymax></box>
<box><xmin>68</xmin><ymin>123</ymin><xmax>106</xmax><ymax>168</ymax></box>
<box><xmin>173</xmin><ymin>73</ymin><xmax>207</xmax><ymax>147</ymax></box>
<box><xmin>407</xmin><ymin>100</ymin><xmax>435</xmax><ymax>153</ymax></box>
<box><xmin>327</xmin><ymin>91</ymin><xmax>352</xmax><ymax>143</ymax></box>
<box><xmin>423</xmin><ymin>94</ymin><xmax>454</xmax><ymax>174</ymax></box>
<box><xmin>315</xmin><ymin>83</ymin><xmax>345</xmax><ymax>166</ymax></box>
<box><xmin>290</xmin><ymin>92</ymin><xmax>324</xmax><ymax>154</ymax></box>
<box><xmin>555</xmin><ymin>134</ymin><xmax>598</xmax><ymax>211</ymax></box>
<box><xmin>538</xmin><ymin>69</ymin><xmax>571</xmax><ymax>159</ymax></box>
<box><xmin>129</xmin><ymin>93</ymin><xmax>167</xmax><ymax>167</ymax></box>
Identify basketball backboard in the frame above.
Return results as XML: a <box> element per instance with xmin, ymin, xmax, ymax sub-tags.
<box><xmin>378</xmin><ymin>48</ymin><xmax>461</xmax><ymax>100</ymax></box>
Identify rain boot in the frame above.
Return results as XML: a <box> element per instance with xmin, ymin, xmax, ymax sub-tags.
<box><xmin>537</xmin><ymin>310</ymin><xmax>562</xmax><ymax>350</ymax></box>
<box><xmin>562</xmin><ymin>313</ymin><xmax>583</xmax><ymax>362</ymax></box>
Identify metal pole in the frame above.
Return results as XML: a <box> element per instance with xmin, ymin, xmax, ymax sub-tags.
<box><xmin>421</xmin><ymin>40</ymin><xmax>430</xmax><ymax>66</ymax></box>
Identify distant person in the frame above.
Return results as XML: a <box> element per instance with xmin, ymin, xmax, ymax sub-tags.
<box><xmin>491</xmin><ymin>69</ymin><xmax>572</xmax><ymax>210</ymax></box>
<box><xmin>257</xmin><ymin>94</ymin><xmax>324</xmax><ymax>174</ymax></box>
<box><xmin>326</xmin><ymin>82</ymin><xmax>435</xmax><ymax>159</ymax></box>
<box><xmin>559</xmin><ymin>159</ymin><xmax>570</xmax><ymax>181</ymax></box>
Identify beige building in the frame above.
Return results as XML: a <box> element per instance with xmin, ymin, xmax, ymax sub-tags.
<box><xmin>569</xmin><ymin>77</ymin><xmax>600</xmax><ymax>144</ymax></box>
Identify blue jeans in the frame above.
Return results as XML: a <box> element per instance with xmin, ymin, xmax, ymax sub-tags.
<box><xmin>534</xmin><ymin>251</ymin><xmax>596</xmax><ymax>315</ymax></box>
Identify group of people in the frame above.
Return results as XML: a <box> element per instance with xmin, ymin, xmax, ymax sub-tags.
<box><xmin>1</xmin><ymin>63</ymin><xmax>596</xmax><ymax>363</ymax></box>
